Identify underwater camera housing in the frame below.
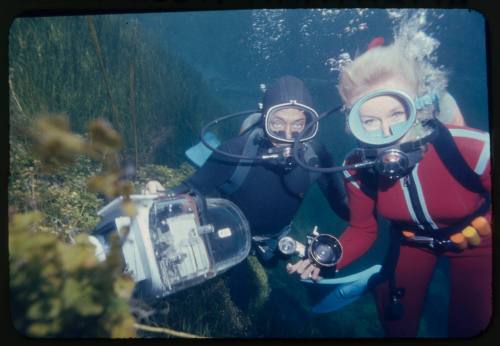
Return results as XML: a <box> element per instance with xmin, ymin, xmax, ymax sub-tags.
<box><xmin>88</xmin><ymin>193</ymin><xmax>251</xmax><ymax>299</ymax></box>
<box><xmin>278</xmin><ymin>226</ymin><xmax>343</xmax><ymax>275</ymax></box>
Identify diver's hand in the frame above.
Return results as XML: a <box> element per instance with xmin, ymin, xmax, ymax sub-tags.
<box><xmin>286</xmin><ymin>258</ymin><xmax>322</xmax><ymax>282</ymax></box>
<box><xmin>142</xmin><ymin>180</ymin><xmax>166</xmax><ymax>195</ymax></box>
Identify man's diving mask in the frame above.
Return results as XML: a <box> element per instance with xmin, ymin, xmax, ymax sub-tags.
<box><xmin>199</xmin><ymin>101</ymin><xmax>320</xmax><ymax>165</ymax></box>
<box><xmin>264</xmin><ymin>100</ymin><xmax>319</xmax><ymax>143</ymax></box>
<box><xmin>347</xmin><ymin>89</ymin><xmax>438</xmax><ymax>146</ymax></box>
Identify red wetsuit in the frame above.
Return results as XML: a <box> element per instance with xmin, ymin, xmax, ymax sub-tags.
<box><xmin>339</xmin><ymin>124</ymin><xmax>491</xmax><ymax>337</ymax></box>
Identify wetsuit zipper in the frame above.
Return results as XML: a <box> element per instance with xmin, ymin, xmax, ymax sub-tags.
<box><xmin>403</xmin><ymin>175</ymin><xmax>410</xmax><ymax>187</ymax></box>
<box><xmin>404</xmin><ymin>172</ymin><xmax>434</xmax><ymax>231</ymax></box>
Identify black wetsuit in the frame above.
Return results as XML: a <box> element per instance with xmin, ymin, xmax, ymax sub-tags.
<box><xmin>184</xmin><ymin>128</ymin><xmax>349</xmax><ymax>238</ymax></box>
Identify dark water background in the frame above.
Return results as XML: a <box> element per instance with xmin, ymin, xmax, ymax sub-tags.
<box><xmin>10</xmin><ymin>8</ymin><xmax>489</xmax><ymax>338</ymax></box>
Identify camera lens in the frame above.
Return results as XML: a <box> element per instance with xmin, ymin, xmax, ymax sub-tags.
<box><xmin>314</xmin><ymin>243</ymin><xmax>334</xmax><ymax>262</ymax></box>
<box><xmin>308</xmin><ymin>234</ymin><xmax>342</xmax><ymax>267</ymax></box>
<box><xmin>278</xmin><ymin>236</ymin><xmax>297</xmax><ymax>255</ymax></box>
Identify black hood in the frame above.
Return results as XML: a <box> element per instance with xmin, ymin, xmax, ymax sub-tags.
<box><xmin>262</xmin><ymin>75</ymin><xmax>314</xmax><ymax>115</ymax></box>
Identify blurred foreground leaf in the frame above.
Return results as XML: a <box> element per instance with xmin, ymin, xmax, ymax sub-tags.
<box><xmin>88</xmin><ymin>118</ymin><xmax>123</xmax><ymax>155</ymax></box>
<box><xmin>9</xmin><ymin>212</ymin><xmax>136</xmax><ymax>338</ymax></box>
<box><xmin>30</xmin><ymin>114</ymin><xmax>87</xmax><ymax>172</ymax></box>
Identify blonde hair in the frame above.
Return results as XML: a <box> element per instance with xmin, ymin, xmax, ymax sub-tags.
<box><xmin>337</xmin><ymin>41</ymin><xmax>455</xmax><ymax>138</ymax></box>
<box><xmin>338</xmin><ymin>43</ymin><xmax>422</xmax><ymax>107</ymax></box>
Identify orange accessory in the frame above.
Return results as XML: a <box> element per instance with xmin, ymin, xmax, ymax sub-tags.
<box><xmin>471</xmin><ymin>216</ymin><xmax>491</xmax><ymax>236</ymax></box>
<box><xmin>402</xmin><ymin>230</ymin><xmax>415</xmax><ymax>238</ymax></box>
<box><xmin>462</xmin><ymin>226</ymin><xmax>481</xmax><ymax>246</ymax></box>
<box><xmin>450</xmin><ymin>233</ymin><xmax>468</xmax><ymax>250</ymax></box>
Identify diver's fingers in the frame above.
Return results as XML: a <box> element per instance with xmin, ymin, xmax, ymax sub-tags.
<box><xmin>286</xmin><ymin>261</ymin><xmax>300</xmax><ymax>274</ymax></box>
<box><xmin>300</xmin><ymin>263</ymin><xmax>317</xmax><ymax>280</ymax></box>
<box><xmin>295</xmin><ymin>259</ymin><xmax>313</xmax><ymax>275</ymax></box>
<box><xmin>286</xmin><ymin>259</ymin><xmax>310</xmax><ymax>274</ymax></box>
<box><xmin>144</xmin><ymin>180</ymin><xmax>165</xmax><ymax>195</ymax></box>
<box><xmin>310</xmin><ymin>266</ymin><xmax>322</xmax><ymax>281</ymax></box>
<box><xmin>143</xmin><ymin>181</ymin><xmax>155</xmax><ymax>194</ymax></box>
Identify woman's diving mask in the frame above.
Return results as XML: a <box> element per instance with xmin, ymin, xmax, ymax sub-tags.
<box><xmin>346</xmin><ymin>89</ymin><xmax>438</xmax><ymax>179</ymax></box>
<box><xmin>291</xmin><ymin>89</ymin><xmax>439</xmax><ymax>179</ymax></box>
<box><xmin>347</xmin><ymin>89</ymin><xmax>432</xmax><ymax>146</ymax></box>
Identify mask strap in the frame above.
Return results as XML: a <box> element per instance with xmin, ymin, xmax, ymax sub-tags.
<box><xmin>414</xmin><ymin>91</ymin><xmax>439</xmax><ymax>110</ymax></box>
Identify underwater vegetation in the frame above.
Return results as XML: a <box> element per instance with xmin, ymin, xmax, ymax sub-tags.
<box><xmin>10</xmin><ymin>119</ymin><xmax>100</xmax><ymax>240</ymax></box>
<box><xmin>138</xmin><ymin>274</ymin><xmax>253</xmax><ymax>337</ymax></box>
<box><xmin>9</xmin><ymin>211</ymin><xmax>137</xmax><ymax>338</ymax></box>
<box><xmin>9</xmin><ymin>15</ymin><xmax>227</xmax><ymax>168</ymax></box>
<box><xmin>9</xmin><ymin>112</ymin><xmax>137</xmax><ymax>337</ymax></box>
<box><xmin>9</xmin><ymin>123</ymin><xmax>272</xmax><ymax>338</ymax></box>
<box><xmin>9</xmin><ymin>111</ymin><xmax>253</xmax><ymax>338</ymax></box>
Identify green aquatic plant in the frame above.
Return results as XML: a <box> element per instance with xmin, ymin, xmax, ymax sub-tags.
<box><xmin>29</xmin><ymin>115</ymin><xmax>88</xmax><ymax>172</ymax></box>
<box><xmin>7</xmin><ymin>13</ymin><xmax>259</xmax><ymax>339</ymax></box>
<box><xmin>9</xmin><ymin>114</ymin><xmax>137</xmax><ymax>239</ymax></box>
<box><xmin>137</xmin><ymin>276</ymin><xmax>252</xmax><ymax>338</ymax></box>
<box><xmin>10</xmin><ymin>113</ymin><xmax>253</xmax><ymax>338</ymax></box>
<box><xmin>246</xmin><ymin>255</ymin><xmax>271</xmax><ymax>315</ymax></box>
<box><xmin>135</xmin><ymin>163</ymin><xmax>194</xmax><ymax>192</ymax></box>
<box><xmin>9</xmin><ymin>15</ymin><xmax>227</xmax><ymax>167</ymax></box>
<box><xmin>9</xmin><ymin>139</ymin><xmax>102</xmax><ymax>240</ymax></box>
<box><xmin>9</xmin><ymin>211</ymin><xmax>136</xmax><ymax>337</ymax></box>
<box><xmin>9</xmin><ymin>114</ymin><xmax>140</xmax><ymax>337</ymax></box>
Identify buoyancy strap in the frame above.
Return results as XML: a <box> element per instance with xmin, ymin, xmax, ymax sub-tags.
<box><xmin>432</xmin><ymin>120</ymin><xmax>488</xmax><ymax>195</ymax></box>
<box><xmin>219</xmin><ymin>127</ymin><xmax>264</xmax><ymax>195</ymax></box>
<box><xmin>299</xmin><ymin>140</ymin><xmax>322</xmax><ymax>183</ymax></box>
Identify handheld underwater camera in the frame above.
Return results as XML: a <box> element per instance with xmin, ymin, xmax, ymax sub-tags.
<box><xmin>278</xmin><ymin>226</ymin><xmax>343</xmax><ymax>272</ymax></box>
<box><xmin>88</xmin><ymin>191</ymin><xmax>251</xmax><ymax>300</ymax></box>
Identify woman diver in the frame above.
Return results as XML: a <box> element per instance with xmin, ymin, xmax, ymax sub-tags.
<box><xmin>145</xmin><ymin>75</ymin><xmax>349</xmax><ymax>266</ymax></box>
<box><xmin>288</xmin><ymin>40</ymin><xmax>491</xmax><ymax>337</ymax></box>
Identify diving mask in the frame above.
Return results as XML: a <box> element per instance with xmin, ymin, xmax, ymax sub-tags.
<box><xmin>264</xmin><ymin>100</ymin><xmax>319</xmax><ymax>143</ymax></box>
<box><xmin>289</xmin><ymin>95</ymin><xmax>437</xmax><ymax>180</ymax></box>
<box><xmin>347</xmin><ymin>89</ymin><xmax>438</xmax><ymax>146</ymax></box>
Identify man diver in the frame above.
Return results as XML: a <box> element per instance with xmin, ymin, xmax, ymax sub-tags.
<box><xmin>145</xmin><ymin>75</ymin><xmax>349</xmax><ymax>266</ymax></box>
